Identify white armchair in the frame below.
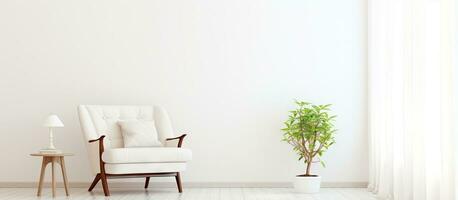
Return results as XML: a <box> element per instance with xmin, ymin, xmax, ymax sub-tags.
<box><xmin>78</xmin><ymin>105</ymin><xmax>192</xmax><ymax>196</ymax></box>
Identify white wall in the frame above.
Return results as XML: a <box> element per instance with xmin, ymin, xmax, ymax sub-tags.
<box><xmin>0</xmin><ymin>0</ymin><xmax>367</xmax><ymax>184</ymax></box>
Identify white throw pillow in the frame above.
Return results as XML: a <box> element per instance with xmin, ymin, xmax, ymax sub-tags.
<box><xmin>118</xmin><ymin>120</ymin><xmax>162</xmax><ymax>148</ymax></box>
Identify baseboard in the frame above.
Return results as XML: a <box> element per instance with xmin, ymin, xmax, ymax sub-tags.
<box><xmin>0</xmin><ymin>181</ymin><xmax>368</xmax><ymax>188</ymax></box>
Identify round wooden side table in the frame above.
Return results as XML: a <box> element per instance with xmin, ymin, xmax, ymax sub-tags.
<box><xmin>30</xmin><ymin>153</ymin><xmax>73</xmax><ymax>197</ymax></box>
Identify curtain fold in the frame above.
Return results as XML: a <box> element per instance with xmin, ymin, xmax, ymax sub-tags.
<box><xmin>368</xmin><ymin>0</ymin><xmax>456</xmax><ymax>199</ymax></box>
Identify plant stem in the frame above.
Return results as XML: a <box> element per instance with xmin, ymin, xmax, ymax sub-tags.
<box><xmin>305</xmin><ymin>159</ymin><xmax>312</xmax><ymax>176</ymax></box>
<box><xmin>298</xmin><ymin>108</ymin><xmax>308</xmax><ymax>154</ymax></box>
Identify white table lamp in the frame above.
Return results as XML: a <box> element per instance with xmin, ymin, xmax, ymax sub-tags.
<box><xmin>41</xmin><ymin>114</ymin><xmax>64</xmax><ymax>154</ymax></box>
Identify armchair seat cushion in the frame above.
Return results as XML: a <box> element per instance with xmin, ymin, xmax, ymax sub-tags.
<box><xmin>105</xmin><ymin>163</ymin><xmax>187</xmax><ymax>174</ymax></box>
<box><xmin>102</xmin><ymin>147</ymin><xmax>192</xmax><ymax>164</ymax></box>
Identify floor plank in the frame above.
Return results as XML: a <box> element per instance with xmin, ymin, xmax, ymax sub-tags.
<box><xmin>0</xmin><ymin>188</ymin><xmax>377</xmax><ymax>200</ymax></box>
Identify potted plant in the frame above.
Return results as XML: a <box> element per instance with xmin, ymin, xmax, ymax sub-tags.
<box><xmin>282</xmin><ymin>101</ymin><xmax>336</xmax><ymax>193</ymax></box>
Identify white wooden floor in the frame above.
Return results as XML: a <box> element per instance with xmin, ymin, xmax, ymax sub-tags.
<box><xmin>0</xmin><ymin>188</ymin><xmax>377</xmax><ymax>200</ymax></box>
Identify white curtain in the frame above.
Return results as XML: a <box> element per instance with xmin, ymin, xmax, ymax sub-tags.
<box><xmin>368</xmin><ymin>0</ymin><xmax>457</xmax><ymax>199</ymax></box>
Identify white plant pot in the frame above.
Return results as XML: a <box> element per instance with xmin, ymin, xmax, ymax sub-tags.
<box><xmin>294</xmin><ymin>175</ymin><xmax>321</xmax><ymax>193</ymax></box>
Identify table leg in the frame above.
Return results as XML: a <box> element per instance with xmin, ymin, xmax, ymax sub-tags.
<box><xmin>37</xmin><ymin>157</ymin><xmax>48</xmax><ymax>196</ymax></box>
<box><xmin>51</xmin><ymin>158</ymin><xmax>56</xmax><ymax>197</ymax></box>
<box><xmin>60</xmin><ymin>157</ymin><xmax>70</xmax><ymax>196</ymax></box>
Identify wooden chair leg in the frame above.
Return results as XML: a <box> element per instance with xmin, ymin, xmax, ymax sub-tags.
<box><xmin>100</xmin><ymin>173</ymin><xmax>110</xmax><ymax>196</ymax></box>
<box><xmin>144</xmin><ymin>177</ymin><xmax>150</xmax><ymax>189</ymax></box>
<box><xmin>88</xmin><ymin>174</ymin><xmax>101</xmax><ymax>191</ymax></box>
<box><xmin>175</xmin><ymin>172</ymin><xmax>183</xmax><ymax>193</ymax></box>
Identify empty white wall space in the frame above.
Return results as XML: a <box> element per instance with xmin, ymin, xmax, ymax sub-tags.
<box><xmin>0</xmin><ymin>0</ymin><xmax>367</xmax><ymax>185</ymax></box>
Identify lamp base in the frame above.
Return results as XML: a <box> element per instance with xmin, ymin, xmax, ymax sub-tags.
<box><xmin>39</xmin><ymin>149</ymin><xmax>62</xmax><ymax>154</ymax></box>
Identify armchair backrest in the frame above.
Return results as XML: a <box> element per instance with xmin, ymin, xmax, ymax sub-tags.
<box><xmin>77</xmin><ymin>105</ymin><xmax>175</xmax><ymax>174</ymax></box>
<box><xmin>78</xmin><ymin>105</ymin><xmax>175</xmax><ymax>148</ymax></box>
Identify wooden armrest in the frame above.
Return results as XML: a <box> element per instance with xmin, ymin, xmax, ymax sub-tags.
<box><xmin>88</xmin><ymin>135</ymin><xmax>106</xmax><ymax>170</ymax></box>
<box><xmin>89</xmin><ymin>135</ymin><xmax>106</xmax><ymax>143</ymax></box>
<box><xmin>166</xmin><ymin>134</ymin><xmax>187</xmax><ymax>148</ymax></box>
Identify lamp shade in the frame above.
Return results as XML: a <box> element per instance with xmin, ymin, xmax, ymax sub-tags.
<box><xmin>43</xmin><ymin>114</ymin><xmax>64</xmax><ymax>127</ymax></box>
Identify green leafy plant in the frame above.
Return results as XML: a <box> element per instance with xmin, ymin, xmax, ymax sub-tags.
<box><xmin>282</xmin><ymin>101</ymin><xmax>336</xmax><ymax>176</ymax></box>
